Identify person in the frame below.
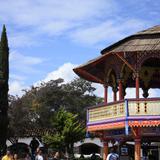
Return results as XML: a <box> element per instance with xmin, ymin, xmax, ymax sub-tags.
<box><xmin>12</xmin><ymin>140</ymin><xmax>18</xmax><ymax>154</ymax></box>
<box><xmin>91</xmin><ymin>153</ymin><xmax>97</xmax><ymax>160</ymax></box>
<box><xmin>53</xmin><ymin>152</ymin><xmax>59</xmax><ymax>160</ymax></box>
<box><xmin>47</xmin><ymin>152</ymin><xmax>53</xmax><ymax>160</ymax></box>
<box><xmin>2</xmin><ymin>150</ymin><xmax>12</xmax><ymax>160</ymax></box>
<box><xmin>35</xmin><ymin>149</ymin><xmax>43</xmax><ymax>160</ymax></box>
<box><xmin>30</xmin><ymin>137</ymin><xmax>39</xmax><ymax>159</ymax></box>
<box><xmin>13</xmin><ymin>154</ymin><xmax>18</xmax><ymax>160</ymax></box>
<box><xmin>106</xmin><ymin>146</ymin><xmax>119</xmax><ymax>160</ymax></box>
<box><xmin>25</xmin><ymin>153</ymin><xmax>31</xmax><ymax>160</ymax></box>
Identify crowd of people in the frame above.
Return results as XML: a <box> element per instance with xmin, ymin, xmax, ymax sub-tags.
<box><xmin>0</xmin><ymin>149</ymin><xmax>60</xmax><ymax>160</ymax></box>
<box><xmin>1</xmin><ymin>150</ymin><xmax>31</xmax><ymax>160</ymax></box>
<box><xmin>0</xmin><ymin>137</ymin><xmax>120</xmax><ymax>160</ymax></box>
<box><xmin>0</xmin><ymin>137</ymin><xmax>60</xmax><ymax>160</ymax></box>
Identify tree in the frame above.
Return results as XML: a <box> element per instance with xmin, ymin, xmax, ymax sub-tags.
<box><xmin>0</xmin><ymin>25</ymin><xmax>9</xmax><ymax>154</ymax></box>
<box><xmin>43</xmin><ymin>108</ymin><xmax>85</xmax><ymax>158</ymax></box>
<box><xmin>62</xmin><ymin>78</ymin><xmax>102</xmax><ymax>120</ymax></box>
<box><xmin>8</xmin><ymin>79</ymin><xmax>66</xmax><ymax>139</ymax></box>
<box><xmin>8</xmin><ymin>95</ymin><xmax>31</xmax><ymax>143</ymax></box>
<box><xmin>8</xmin><ymin>78</ymin><xmax>102</xmax><ymax>139</ymax></box>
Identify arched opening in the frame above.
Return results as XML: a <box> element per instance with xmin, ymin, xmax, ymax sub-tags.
<box><xmin>120</xmin><ymin>64</ymin><xmax>133</xmax><ymax>98</ymax></box>
<box><xmin>141</xmin><ymin>57</ymin><xmax>160</xmax><ymax>97</ymax></box>
<box><xmin>106</xmin><ymin>69</ymin><xmax>118</xmax><ymax>101</ymax></box>
<box><xmin>107</xmin><ymin>69</ymin><xmax>117</xmax><ymax>87</ymax></box>
<box><xmin>80</xmin><ymin>143</ymin><xmax>101</xmax><ymax>155</ymax></box>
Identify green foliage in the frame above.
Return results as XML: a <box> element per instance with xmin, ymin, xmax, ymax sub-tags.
<box><xmin>8</xmin><ymin>95</ymin><xmax>32</xmax><ymax>139</ymax></box>
<box><xmin>0</xmin><ymin>25</ymin><xmax>9</xmax><ymax>152</ymax></box>
<box><xmin>0</xmin><ymin>25</ymin><xmax>9</xmax><ymax>80</ymax></box>
<box><xmin>9</xmin><ymin>78</ymin><xmax>102</xmax><ymax>139</ymax></box>
<box><xmin>43</xmin><ymin>132</ymin><xmax>65</xmax><ymax>151</ymax></box>
<box><xmin>43</xmin><ymin>108</ymin><xmax>85</xmax><ymax>154</ymax></box>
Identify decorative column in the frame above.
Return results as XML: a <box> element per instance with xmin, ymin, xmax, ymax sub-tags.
<box><xmin>118</xmin><ymin>79</ymin><xmax>123</xmax><ymax>100</ymax></box>
<box><xmin>103</xmin><ymin>142</ymin><xmax>108</xmax><ymax>160</ymax></box>
<box><xmin>104</xmin><ymin>84</ymin><xmax>108</xmax><ymax>103</ymax></box>
<box><xmin>135</xmin><ymin>138</ymin><xmax>141</xmax><ymax>160</ymax></box>
<box><xmin>142</xmin><ymin>87</ymin><xmax>149</xmax><ymax>98</ymax></box>
<box><xmin>135</xmin><ymin>73</ymin><xmax>140</xmax><ymax>99</ymax></box>
<box><xmin>112</xmin><ymin>87</ymin><xmax>117</xmax><ymax>102</ymax></box>
<box><xmin>123</xmin><ymin>85</ymin><xmax>126</xmax><ymax>99</ymax></box>
<box><xmin>133</xmin><ymin>127</ymin><xmax>141</xmax><ymax>160</ymax></box>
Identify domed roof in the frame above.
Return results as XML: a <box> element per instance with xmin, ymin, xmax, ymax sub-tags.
<box><xmin>101</xmin><ymin>25</ymin><xmax>160</xmax><ymax>54</ymax></box>
<box><xmin>74</xmin><ymin>25</ymin><xmax>160</xmax><ymax>85</ymax></box>
<box><xmin>136</xmin><ymin>25</ymin><xmax>160</xmax><ymax>35</ymax></box>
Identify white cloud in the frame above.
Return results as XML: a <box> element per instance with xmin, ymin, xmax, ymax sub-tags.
<box><xmin>10</xmin><ymin>51</ymin><xmax>43</xmax><ymax>65</ymax></box>
<box><xmin>0</xmin><ymin>0</ymin><xmax>118</xmax><ymax>47</ymax></box>
<box><xmin>9</xmin><ymin>32</ymin><xmax>37</xmax><ymax>48</ymax></box>
<box><xmin>8</xmin><ymin>51</ymin><xmax>46</xmax><ymax>96</ymax></box>
<box><xmin>0</xmin><ymin>0</ymin><xmax>116</xmax><ymax>30</ymax></box>
<box><xmin>36</xmin><ymin>62</ymin><xmax>108</xmax><ymax>99</ymax></box>
<box><xmin>125</xmin><ymin>88</ymin><xmax>160</xmax><ymax>99</ymax></box>
<box><xmin>91</xmin><ymin>85</ymin><xmax>160</xmax><ymax>103</ymax></box>
<box><xmin>9</xmin><ymin>62</ymin><xmax>78</xmax><ymax>96</ymax></box>
<box><xmin>9</xmin><ymin>80</ymin><xmax>28</xmax><ymax>96</ymax></box>
<box><xmin>92</xmin><ymin>84</ymin><xmax>113</xmax><ymax>102</ymax></box>
<box><xmin>35</xmin><ymin>63</ymin><xmax>113</xmax><ymax>102</ymax></box>
<box><xmin>70</xmin><ymin>19</ymin><xmax>149</xmax><ymax>45</ymax></box>
<box><xmin>10</xmin><ymin>50</ymin><xmax>44</xmax><ymax>74</ymax></box>
<box><xmin>39</xmin><ymin>21</ymin><xmax>76</xmax><ymax>36</ymax></box>
<box><xmin>0</xmin><ymin>0</ymin><xmax>153</xmax><ymax>49</ymax></box>
<box><xmin>10</xmin><ymin>74</ymin><xmax>26</xmax><ymax>81</ymax></box>
<box><xmin>39</xmin><ymin>62</ymin><xmax>78</xmax><ymax>84</ymax></box>
<box><xmin>148</xmin><ymin>89</ymin><xmax>160</xmax><ymax>97</ymax></box>
<box><xmin>9</xmin><ymin>62</ymin><xmax>160</xmax><ymax>99</ymax></box>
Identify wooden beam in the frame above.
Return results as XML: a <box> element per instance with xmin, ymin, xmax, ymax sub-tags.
<box><xmin>114</xmin><ymin>52</ymin><xmax>136</xmax><ymax>73</ymax></box>
<box><xmin>76</xmin><ymin>68</ymin><xmax>104</xmax><ymax>84</ymax></box>
<box><xmin>131</xmin><ymin>127</ymin><xmax>137</xmax><ymax>137</ymax></box>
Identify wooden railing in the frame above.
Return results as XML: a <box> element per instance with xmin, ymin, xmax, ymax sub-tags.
<box><xmin>87</xmin><ymin>98</ymin><xmax>160</xmax><ymax>124</ymax></box>
<box><xmin>128</xmin><ymin>99</ymin><xmax>160</xmax><ymax>116</ymax></box>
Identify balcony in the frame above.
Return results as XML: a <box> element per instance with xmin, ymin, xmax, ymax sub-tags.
<box><xmin>87</xmin><ymin>98</ymin><xmax>160</xmax><ymax>133</ymax></box>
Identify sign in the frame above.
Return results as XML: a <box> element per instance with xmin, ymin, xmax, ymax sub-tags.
<box><xmin>121</xmin><ymin>146</ymin><xmax>128</xmax><ymax>156</ymax></box>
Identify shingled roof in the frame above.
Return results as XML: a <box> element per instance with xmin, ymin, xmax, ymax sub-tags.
<box><xmin>101</xmin><ymin>25</ymin><xmax>160</xmax><ymax>54</ymax></box>
<box><xmin>73</xmin><ymin>25</ymin><xmax>160</xmax><ymax>84</ymax></box>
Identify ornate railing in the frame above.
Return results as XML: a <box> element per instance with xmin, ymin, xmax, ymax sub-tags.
<box><xmin>87</xmin><ymin>98</ymin><xmax>160</xmax><ymax>124</ymax></box>
<box><xmin>87</xmin><ymin>101</ymin><xmax>125</xmax><ymax>123</ymax></box>
<box><xmin>128</xmin><ymin>99</ymin><xmax>160</xmax><ymax>116</ymax></box>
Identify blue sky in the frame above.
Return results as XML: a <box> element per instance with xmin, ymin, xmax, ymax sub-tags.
<box><xmin>0</xmin><ymin>0</ymin><xmax>159</xmax><ymax>97</ymax></box>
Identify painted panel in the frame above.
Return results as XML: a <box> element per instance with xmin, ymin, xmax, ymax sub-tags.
<box><xmin>88</xmin><ymin>102</ymin><xmax>125</xmax><ymax>123</ymax></box>
<box><xmin>128</xmin><ymin>100</ymin><xmax>160</xmax><ymax>116</ymax></box>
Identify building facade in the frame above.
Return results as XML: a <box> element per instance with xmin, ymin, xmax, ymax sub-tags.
<box><xmin>74</xmin><ymin>25</ymin><xmax>160</xmax><ymax>160</ymax></box>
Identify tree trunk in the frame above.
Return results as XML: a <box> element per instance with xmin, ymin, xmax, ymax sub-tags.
<box><xmin>65</xmin><ymin>146</ymin><xmax>69</xmax><ymax>160</ymax></box>
<box><xmin>68</xmin><ymin>143</ymin><xmax>74</xmax><ymax>160</ymax></box>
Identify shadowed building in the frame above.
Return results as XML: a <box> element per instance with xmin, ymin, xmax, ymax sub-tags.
<box><xmin>74</xmin><ymin>25</ymin><xmax>160</xmax><ymax>160</ymax></box>
<box><xmin>0</xmin><ymin>25</ymin><xmax>9</xmax><ymax>155</ymax></box>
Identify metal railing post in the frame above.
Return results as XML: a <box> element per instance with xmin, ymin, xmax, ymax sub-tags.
<box><xmin>125</xmin><ymin>99</ymin><xmax>129</xmax><ymax>135</ymax></box>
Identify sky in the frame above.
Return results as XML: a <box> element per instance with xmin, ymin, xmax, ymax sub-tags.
<box><xmin>0</xmin><ymin>0</ymin><xmax>159</xmax><ymax>99</ymax></box>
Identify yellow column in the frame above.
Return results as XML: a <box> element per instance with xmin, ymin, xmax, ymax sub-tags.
<box><xmin>134</xmin><ymin>138</ymin><xmax>141</xmax><ymax>160</ymax></box>
<box><xmin>103</xmin><ymin>142</ymin><xmax>108</xmax><ymax>160</ymax></box>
